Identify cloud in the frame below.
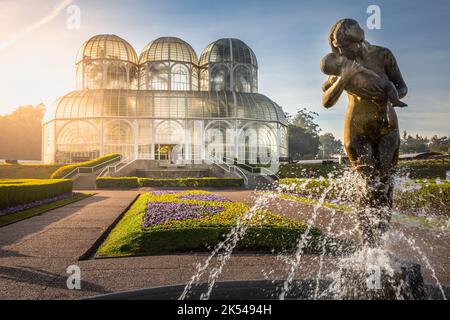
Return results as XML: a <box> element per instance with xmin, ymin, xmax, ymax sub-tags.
<box><xmin>0</xmin><ymin>0</ymin><xmax>73</xmax><ymax>52</ymax></box>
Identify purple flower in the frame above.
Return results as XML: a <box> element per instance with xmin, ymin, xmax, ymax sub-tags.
<box><xmin>149</xmin><ymin>190</ymin><xmax>182</xmax><ymax>195</ymax></box>
<box><xmin>142</xmin><ymin>201</ymin><xmax>224</xmax><ymax>228</ymax></box>
<box><xmin>177</xmin><ymin>194</ymin><xmax>232</xmax><ymax>202</ymax></box>
<box><xmin>0</xmin><ymin>193</ymin><xmax>74</xmax><ymax>216</ymax></box>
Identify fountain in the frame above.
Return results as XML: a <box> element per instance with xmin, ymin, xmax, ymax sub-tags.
<box><xmin>318</xmin><ymin>18</ymin><xmax>423</xmax><ymax>299</ymax></box>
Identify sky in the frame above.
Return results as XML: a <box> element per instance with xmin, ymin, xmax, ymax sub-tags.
<box><xmin>0</xmin><ymin>0</ymin><xmax>449</xmax><ymax>139</ymax></box>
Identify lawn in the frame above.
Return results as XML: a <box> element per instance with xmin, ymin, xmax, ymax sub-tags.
<box><xmin>0</xmin><ymin>192</ymin><xmax>92</xmax><ymax>227</ymax></box>
<box><xmin>96</xmin><ymin>190</ymin><xmax>338</xmax><ymax>257</ymax></box>
<box><xmin>0</xmin><ymin>163</ymin><xmax>62</xmax><ymax>179</ymax></box>
<box><xmin>278</xmin><ymin>177</ymin><xmax>450</xmax><ymax>217</ymax></box>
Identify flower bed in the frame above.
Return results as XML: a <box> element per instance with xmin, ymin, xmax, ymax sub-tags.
<box><xmin>143</xmin><ymin>201</ymin><xmax>224</xmax><ymax>227</ymax></box>
<box><xmin>0</xmin><ymin>179</ymin><xmax>73</xmax><ymax>210</ymax></box>
<box><xmin>278</xmin><ymin>178</ymin><xmax>450</xmax><ymax>217</ymax></box>
<box><xmin>176</xmin><ymin>193</ymin><xmax>233</xmax><ymax>202</ymax></box>
<box><xmin>96</xmin><ymin>190</ymin><xmax>336</xmax><ymax>257</ymax></box>
<box><xmin>0</xmin><ymin>192</ymin><xmax>73</xmax><ymax>216</ymax></box>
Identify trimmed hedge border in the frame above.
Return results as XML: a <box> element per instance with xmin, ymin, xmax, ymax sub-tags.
<box><xmin>50</xmin><ymin>153</ymin><xmax>121</xmax><ymax>178</ymax></box>
<box><xmin>0</xmin><ymin>179</ymin><xmax>73</xmax><ymax>209</ymax></box>
<box><xmin>278</xmin><ymin>159</ymin><xmax>450</xmax><ymax>179</ymax></box>
<box><xmin>96</xmin><ymin>177</ymin><xmax>244</xmax><ymax>188</ymax></box>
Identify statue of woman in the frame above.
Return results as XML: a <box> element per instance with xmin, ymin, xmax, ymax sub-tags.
<box><xmin>321</xmin><ymin>19</ymin><xmax>408</xmax><ymax>245</ymax></box>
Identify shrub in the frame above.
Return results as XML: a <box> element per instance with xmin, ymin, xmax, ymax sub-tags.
<box><xmin>395</xmin><ymin>179</ymin><xmax>450</xmax><ymax>216</ymax></box>
<box><xmin>0</xmin><ymin>163</ymin><xmax>63</xmax><ymax>179</ymax></box>
<box><xmin>50</xmin><ymin>153</ymin><xmax>121</xmax><ymax>179</ymax></box>
<box><xmin>397</xmin><ymin>159</ymin><xmax>450</xmax><ymax>179</ymax></box>
<box><xmin>96</xmin><ymin>177</ymin><xmax>244</xmax><ymax>188</ymax></box>
<box><xmin>96</xmin><ymin>190</ymin><xmax>338</xmax><ymax>257</ymax></box>
<box><xmin>96</xmin><ymin>177</ymin><xmax>140</xmax><ymax>188</ymax></box>
<box><xmin>277</xmin><ymin>163</ymin><xmax>345</xmax><ymax>179</ymax></box>
<box><xmin>0</xmin><ymin>179</ymin><xmax>73</xmax><ymax>209</ymax></box>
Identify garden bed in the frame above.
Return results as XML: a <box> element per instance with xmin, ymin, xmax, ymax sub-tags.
<box><xmin>96</xmin><ymin>190</ymin><xmax>335</xmax><ymax>257</ymax></box>
<box><xmin>278</xmin><ymin>178</ymin><xmax>450</xmax><ymax>217</ymax></box>
<box><xmin>0</xmin><ymin>192</ymin><xmax>91</xmax><ymax>227</ymax></box>
<box><xmin>0</xmin><ymin>179</ymin><xmax>73</xmax><ymax>209</ymax></box>
<box><xmin>277</xmin><ymin>158</ymin><xmax>450</xmax><ymax>179</ymax></box>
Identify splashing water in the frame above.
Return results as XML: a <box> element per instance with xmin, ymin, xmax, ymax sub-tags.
<box><xmin>180</xmin><ymin>168</ymin><xmax>448</xmax><ymax>300</ymax></box>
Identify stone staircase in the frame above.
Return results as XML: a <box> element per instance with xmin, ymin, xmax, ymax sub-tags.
<box><xmin>72</xmin><ymin>173</ymin><xmax>97</xmax><ymax>190</ymax></box>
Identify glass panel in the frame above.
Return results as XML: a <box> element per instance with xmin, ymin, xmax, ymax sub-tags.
<box><xmin>210</xmin><ymin>65</ymin><xmax>229</xmax><ymax>91</ymax></box>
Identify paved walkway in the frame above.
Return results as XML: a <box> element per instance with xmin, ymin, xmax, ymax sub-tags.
<box><xmin>0</xmin><ymin>189</ymin><xmax>448</xmax><ymax>299</ymax></box>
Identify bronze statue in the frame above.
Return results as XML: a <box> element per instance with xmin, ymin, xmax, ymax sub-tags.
<box><xmin>321</xmin><ymin>19</ymin><xmax>408</xmax><ymax>246</ymax></box>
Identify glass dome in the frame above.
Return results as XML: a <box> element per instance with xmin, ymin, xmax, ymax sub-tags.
<box><xmin>76</xmin><ymin>34</ymin><xmax>138</xmax><ymax>64</ymax></box>
<box><xmin>139</xmin><ymin>37</ymin><xmax>198</xmax><ymax>65</ymax></box>
<box><xmin>53</xmin><ymin>90</ymin><xmax>287</xmax><ymax>123</ymax></box>
<box><xmin>199</xmin><ymin>38</ymin><xmax>257</xmax><ymax>67</ymax></box>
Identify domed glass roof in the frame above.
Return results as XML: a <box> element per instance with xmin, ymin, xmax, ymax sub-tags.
<box><xmin>139</xmin><ymin>37</ymin><xmax>198</xmax><ymax>65</ymax></box>
<box><xmin>76</xmin><ymin>34</ymin><xmax>138</xmax><ymax>64</ymax></box>
<box><xmin>52</xmin><ymin>90</ymin><xmax>286</xmax><ymax>124</ymax></box>
<box><xmin>199</xmin><ymin>38</ymin><xmax>257</xmax><ymax>67</ymax></box>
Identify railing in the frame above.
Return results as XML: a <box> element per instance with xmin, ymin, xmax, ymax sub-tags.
<box><xmin>207</xmin><ymin>156</ymin><xmax>249</xmax><ymax>186</ymax></box>
<box><xmin>222</xmin><ymin>157</ymin><xmax>271</xmax><ymax>175</ymax></box>
<box><xmin>62</xmin><ymin>155</ymin><xmax>122</xmax><ymax>179</ymax></box>
<box><xmin>97</xmin><ymin>157</ymin><xmax>132</xmax><ymax>177</ymax></box>
<box><xmin>260</xmin><ymin>167</ymin><xmax>279</xmax><ymax>178</ymax></box>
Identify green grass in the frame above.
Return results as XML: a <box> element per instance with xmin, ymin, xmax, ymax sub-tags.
<box><xmin>0</xmin><ymin>163</ymin><xmax>62</xmax><ymax>179</ymax></box>
<box><xmin>276</xmin><ymin>193</ymin><xmax>352</xmax><ymax>212</ymax></box>
<box><xmin>397</xmin><ymin>158</ymin><xmax>450</xmax><ymax>179</ymax></box>
<box><xmin>275</xmin><ymin>188</ymin><xmax>448</xmax><ymax>230</ymax></box>
<box><xmin>0</xmin><ymin>192</ymin><xmax>92</xmax><ymax>227</ymax></box>
<box><xmin>96</xmin><ymin>190</ymin><xmax>340</xmax><ymax>257</ymax></box>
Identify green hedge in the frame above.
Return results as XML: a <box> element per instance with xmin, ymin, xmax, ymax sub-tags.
<box><xmin>277</xmin><ymin>163</ymin><xmax>345</xmax><ymax>179</ymax></box>
<box><xmin>50</xmin><ymin>153</ymin><xmax>121</xmax><ymax>179</ymax></box>
<box><xmin>0</xmin><ymin>164</ymin><xmax>63</xmax><ymax>179</ymax></box>
<box><xmin>0</xmin><ymin>179</ymin><xmax>73</xmax><ymax>209</ymax></box>
<box><xmin>96</xmin><ymin>190</ymin><xmax>342</xmax><ymax>257</ymax></box>
<box><xmin>397</xmin><ymin>159</ymin><xmax>450</xmax><ymax>179</ymax></box>
<box><xmin>278</xmin><ymin>159</ymin><xmax>450</xmax><ymax>179</ymax></box>
<box><xmin>96</xmin><ymin>177</ymin><xmax>141</xmax><ymax>188</ymax></box>
<box><xmin>96</xmin><ymin>177</ymin><xmax>244</xmax><ymax>188</ymax></box>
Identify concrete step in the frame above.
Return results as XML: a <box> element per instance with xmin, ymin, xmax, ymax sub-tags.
<box><xmin>73</xmin><ymin>173</ymin><xmax>97</xmax><ymax>190</ymax></box>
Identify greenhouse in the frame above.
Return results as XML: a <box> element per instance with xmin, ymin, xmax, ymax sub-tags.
<box><xmin>43</xmin><ymin>35</ymin><xmax>288</xmax><ymax>165</ymax></box>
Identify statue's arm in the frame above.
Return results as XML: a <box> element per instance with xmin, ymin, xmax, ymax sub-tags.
<box><xmin>322</xmin><ymin>76</ymin><xmax>348</xmax><ymax>109</ymax></box>
<box><xmin>385</xmin><ymin>49</ymin><xmax>408</xmax><ymax>99</ymax></box>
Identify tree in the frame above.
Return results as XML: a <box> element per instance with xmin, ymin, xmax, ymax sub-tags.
<box><xmin>318</xmin><ymin>132</ymin><xmax>344</xmax><ymax>158</ymax></box>
<box><xmin>287</xmin><ymin>108</ymin><xmax>321</xmax><ymax>160</ymax></box>
<box><xmin>0</xmin><ymin>104</ymin><xmax>45</xmax><ymax>160</ymax></box>
<box><xmin>429</xmin><ymin>135</ymin><xmax>450</xmax><ymax>153</ymax></box>
<box><xmin>290</xmin><ymin>108</ymin><xmax>321</xmax><ymax>136</ymax></box>
<box><xmin>399</xmin><ymin>131</ymin><xmax>431</xmax><ymax>154</ymax></box>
